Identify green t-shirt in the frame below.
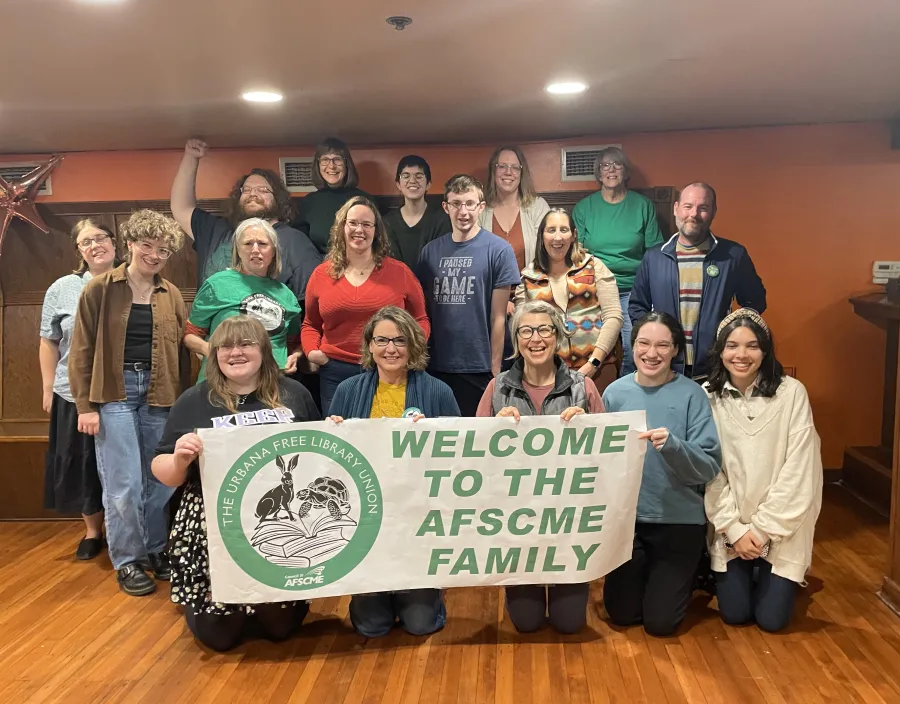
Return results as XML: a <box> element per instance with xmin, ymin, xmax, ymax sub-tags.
<box><xmin>572</xmin><ymin>190</ymin><xmax>665</xmax><ymax>292</ymax></box>
<box><xmin>188</xmin><ymin>269</ymin><xmax>301</xmax><ymax>380</ymax></box>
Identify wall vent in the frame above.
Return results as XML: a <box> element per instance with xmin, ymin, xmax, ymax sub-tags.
<box><xmin>0</xmin><ymin>162</ymin><xmax>53</xmax><ymax>195</ymax></box>
<box><xmin>279</xmin><ymin>157</ymin><xmax>316</xmax><ymax>193</ymax></box>
<box><xmin>560</xmin><ymin>144</ymin><xmax>621</xmax><ymax>182</ymax></box>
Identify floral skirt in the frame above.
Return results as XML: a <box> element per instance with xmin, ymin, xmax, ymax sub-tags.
<box><xmin>169</xmin><ymin>480</ymin><xmax>304</xmax><ymax>616</ymax></box>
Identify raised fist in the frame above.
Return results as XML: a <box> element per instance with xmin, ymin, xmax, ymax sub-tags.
<box><xmin>184</xmin><ymin>138</ymin><xmax>208</xmax><ymax>159</ymax></box>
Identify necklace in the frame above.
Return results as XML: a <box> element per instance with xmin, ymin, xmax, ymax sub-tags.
<box><xmin>237</xmin><ymin>393</ymin><xmax>251</xmax><ymax>406</ymax></box>
<box><xmin>350</xmin><ymin>261</ymin><xmax>374</xmax><ymax>276</ymax></box>
<box><xmin>126</xmin><ymin>271</ymin><xmax>154</xmax><ymax>301</ymax></box>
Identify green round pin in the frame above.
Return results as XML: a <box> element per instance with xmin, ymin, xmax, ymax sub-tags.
<box><xmin>706</xmin><ymin>264</ymin><xmax>720</xmax><ymax>277</ymax></box>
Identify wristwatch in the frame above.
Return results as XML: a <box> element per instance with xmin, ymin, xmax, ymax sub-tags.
<box><xmin>589</xmin><ymin>357</ymin><xmax>602</xmax><ymax>368</ymax></box>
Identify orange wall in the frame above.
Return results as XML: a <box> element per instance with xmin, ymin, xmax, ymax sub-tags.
<box><xmin>9</xmin><ymin>122</ymin><xmax>900</xmax><ymax>467</ymax></box>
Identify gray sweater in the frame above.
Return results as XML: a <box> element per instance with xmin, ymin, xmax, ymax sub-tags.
<box><xmin>603</xmin><ymin>373</ymin><xmax>722</xmax><ymax>525</ymax></box>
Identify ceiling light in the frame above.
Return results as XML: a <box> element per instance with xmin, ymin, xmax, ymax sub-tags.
<box><xmin>546</xmin><ymin>82</ymin><xmax>588</xmax><ymax>95</ymax></box>
<box><xmin>242</xmin><ymin>91</ymin><xmax>283</xmax><ymax>104</ymax></box>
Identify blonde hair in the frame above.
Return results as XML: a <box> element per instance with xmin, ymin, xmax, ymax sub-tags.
<box><xmin>120</xmin><ymin>209</ymin><xmax>184</xmax><ymax>262</ymax></box>
<box><xmin>325</xmin><ymin>196</ymin><xmax>390</xmax><ymax>279</ymax></box>
<box><xmin>230</xmin><ymin>218</ymin><xmax>282</xmax><ymax>279</ymax></box>
<box><xmin>360</xmin><ymin>306</ymin><xmax>429</xmax><ymax>371</ymax></box>
<box><xmin>485</xmin><ymin>145</ymin><xmax>538</xmax><ymax>208</ymax></box>
<box><xmin>509</xmin><ymin>300</ymin><xmax>571</xmax><ymax>358</ymax></box>
<box><xmin>71</xmin><ymin>218</ymin><xmax>116</xmax><ymax>274</ymax></box>
<box><xmin>206</xmin><ymin>316</ymin><xmax>282</xmax><ymax>414</ymax></box>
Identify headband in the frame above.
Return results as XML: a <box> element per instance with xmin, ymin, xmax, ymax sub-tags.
<box><xmin>717</xmin><ymin>308</ymin><xmax>769</xmax><ymax>338</ymax></box>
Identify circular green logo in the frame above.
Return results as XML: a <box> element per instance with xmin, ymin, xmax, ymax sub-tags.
<box><xmin>216</xmin><ymin>429</ymin><xmax>382</xmax><ymax>591</ymax></box>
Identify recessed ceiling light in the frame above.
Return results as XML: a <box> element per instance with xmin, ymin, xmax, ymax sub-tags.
<box><xmin>242</xmin><ymin>91</ymin><xmax>283</xmax><ymax>104</ymax></box>
<box><xmin>546</xmin><ymin>82</ymin><xmax>588</xmax><ymax>95</ymax></box>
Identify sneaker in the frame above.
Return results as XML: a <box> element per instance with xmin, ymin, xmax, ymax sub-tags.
<box><xmin>117</xmin><ymin>563</ymin><xmax>156</xmax><ymax>596</ymax></box>
<box><xmin>147</xmin><ymin>552</ymin><xmax>172</xmax><ymax>581</ymax></box>
<box><xmin>75</xmin><ymin>536</ymin><xmax>104</xmax><ymax>561</ymax></box>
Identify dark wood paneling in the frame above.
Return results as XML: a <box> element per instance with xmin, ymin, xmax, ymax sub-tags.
<box><xmin>2</xmin><ymin>305</ymin><xmax>43</xmax><ymax>420</ymax></box>
<box><xmin>0</xmin><ymin>438</ymin><xmax>67</xmax><ymax>519</ymax></box>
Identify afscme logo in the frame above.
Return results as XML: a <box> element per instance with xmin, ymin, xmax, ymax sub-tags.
<box><xmin>308</xmin><ymin>566</ymin><xmax>325</xmax><ymax>576</ymax></box>
<box><xmin>284</xmin><ymin>571</ymin><xmax>325</xmax><ymax>587</ymax></box>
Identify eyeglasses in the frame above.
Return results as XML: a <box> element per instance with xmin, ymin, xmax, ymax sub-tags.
<box><xmin>399</xmin><ymin>173</ymin><xmax>427</xmax><ymax>183</ymax></box>
<box><xmin>76</xmin><ymin>234</ymin><xmax>111</xmax><ymax>250</ymax></box>
<box><xmin>517</xmin><ymin>324</ymin><xmax>557</xmax><ymax>339</ymax></box>
<box><xmin>599</xmin><ymin>161</ymin><xmax>624</xmax><ymax>171</ymax></box>
<box><xmin>634</xmin><ymin>339</ymin><xmax>673</xmax><ymax>353</ymax></box>
<box><xmin>372</xmin><ymin>335</ymin><xmax>408</xmax><ymax>348</ymax></box>
<box><xmin>495</xmin><ymin>163</ymin><xmax>523</xmax><ymax>173</ymax></box>
<box><xmin>136</xmin><ymin>240</ymin><xmax>173</xmax><ymax>259</ymax></box>
<box><xmin>241</xmin><ymin>185</ymin><xmax>273</xmax><ymax>196</ymax></box>
<box><xmin>347</xmin><ymin>219</ymin><xmax>375</xmax><ymax>232</ymax></box>
<box><xmin>319</xmin><ymin>156</ymin><xmax>345</xmax><ymax>167</ymax></box>
<box><xmin>445</xmin><ymin>200</ymin><xmax>484</xmax><ymax>212</ymax></box>
<box><xmin>219</xmin><ymin>340</ymin><xmax>259</xmax><ymax>351</ymax></box>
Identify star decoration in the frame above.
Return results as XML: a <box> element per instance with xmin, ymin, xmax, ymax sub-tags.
<box><xmin>0</xmin><ymin>155</ymin><xmax>64</xmax><ymax>256</ymax></box>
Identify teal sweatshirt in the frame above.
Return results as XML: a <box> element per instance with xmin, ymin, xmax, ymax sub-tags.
<box><xmin>572</xmin><ymin>190</ymin><xmax>664</xmax><ymax>292</ymax></box>
<box><xmin>602</xmin><ymin>373</ymin><xmax>721</xmax><ymax>524</ymax></box>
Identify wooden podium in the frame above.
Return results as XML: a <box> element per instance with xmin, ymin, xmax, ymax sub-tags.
<box><xmin>845</xmin><ymin>294</ymin><xmax>900</xmax><ymax>512</ymax></box>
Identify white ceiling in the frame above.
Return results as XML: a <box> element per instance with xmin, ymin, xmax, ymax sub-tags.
<box><xmin>1</xmin><ymin>0</ymin><xmax>899</xmax><ymax>153</ymax></box>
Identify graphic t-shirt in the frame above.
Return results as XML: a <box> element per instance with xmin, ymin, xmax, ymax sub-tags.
<box><xmin>155</xmin><ymin>378</ymin><xmax>320</xmax><ymax>484</ymax></box>
<box><xmin>190</xmin><ymin>209</ymin><xmax>322</xmax><ymax>301</ymax></box>
<box><xmin>369</xmin><ymin>381</ymin><xmax>407</xmax><ymax>419</ymax></box>
<box><xmin>188</xmin><ymin>269</ymin><xmax>302</xmax><ymax>379</ymax></box>
<box><xmin>416</xmin><ymin>228</ymin><xmax>521</xmax><ymax>374</ymax></box>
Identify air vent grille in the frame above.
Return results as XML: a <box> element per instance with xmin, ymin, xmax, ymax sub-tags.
<box><xmin>561</xmin><ymin>145</ymin><xmax>621</xmax><ymax>182</ymax></box>
<box><xmin>0</xmin><ymin>163</ymin><xmax>53</xmax><ymax>195</ymax></box>
<box><xmin>279</xmin><ymin>157</ymin><xmax>315</xmax><ymax>193</ymax></box>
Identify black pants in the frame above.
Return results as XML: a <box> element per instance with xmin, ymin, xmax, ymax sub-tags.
<box><xmin>183</xmin><ymin>602</ymin><xmax>309</xmax><ymax>652</ymax></box>
<box><xmin>506</xmin><ymin>583</ymin><xmax>590</xmax><ymax>634</ymax></box>
<box><xmin>429</xmin><ymin>371</ymin><xmax>493</xmax><ymax>418</ymax></box>
<box><xmin>603</xmin><ymin>523</ymin><xmax>705</xmax><ymax>637</ymax></box>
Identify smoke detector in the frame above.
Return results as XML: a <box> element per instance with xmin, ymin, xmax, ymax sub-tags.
<box><xmin>386</xmin><ymin>16</ymin><xmax>412</xmax><ymax>30</ymax></box>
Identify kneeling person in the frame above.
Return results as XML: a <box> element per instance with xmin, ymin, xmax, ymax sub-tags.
<box><xmin>476</xmin><ymin>301</ymin><xmax>605</xmax><ymax>634</ymax></box>
<box><xmin>328</xmin><ymin>306</ymin><xmax>460</xmax><ymax>637</ymax></box>
<box><xmin>152</xmin><ymin>316</ymin><xmax>320</xmax><ymax>652</ymax></box>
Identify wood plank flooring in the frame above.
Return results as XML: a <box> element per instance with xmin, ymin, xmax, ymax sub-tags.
<box><xmin>2</xmin><ymin>484</ymin><xmax>900</xmax><ymax>703</ymax></box>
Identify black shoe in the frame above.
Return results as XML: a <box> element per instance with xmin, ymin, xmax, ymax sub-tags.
<box><xmin>117</xmin><ymin>563</ymin><xmax>156</xmax><ymax>596</ymax></box>
<box><xmin>75</xmin><ymin>536</ymin><xmax>104</xmax><ymax>561</ymax></box>
<box><xmin>147</xmin><ymin>552</ymin><xmax>172</xmax><ymax>581</ymax></box>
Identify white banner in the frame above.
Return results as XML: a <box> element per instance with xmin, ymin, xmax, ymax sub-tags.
<box><xmin>199</xmin><ymin>413</ymin><xmax>647</xmax><ymax>603</ymax></box>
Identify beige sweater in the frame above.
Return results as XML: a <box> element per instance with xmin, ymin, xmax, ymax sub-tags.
<box><xmin>704</xmin><ymin>376</ymin><xmax>823</xmax><ymax>583</ymax></box>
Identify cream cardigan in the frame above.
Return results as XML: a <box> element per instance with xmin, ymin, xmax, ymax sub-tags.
<box><xmin>479</xmin><ymin>196</ymin><xmax>551</xmax><ymax>265</ymax></box>
<box><xmin>704</xmin><ymin>376</ymin><xmax>823</xmax><ymax>583</ymax></box>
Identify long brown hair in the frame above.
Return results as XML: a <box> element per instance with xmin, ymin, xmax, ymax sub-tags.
<box><xmin>485</xmin><ymin>145</ymin><xmax>538</xmax><ymax>208</ymax></box>
<box><xmin>206</xmin><ymin>316</ymin><xmax>282</xmax><ymax>414</ymax></box>
<box><xmin>325</xmin><ymin>196</ymin><xmax>390</xmax><ymax>279</ymax></box>
<box><xmin>533</xmin><ymin>208</ymin><xmax>587</xmax><ymax>273</ymax></box>
<box><xmin>225</xmin><ymin>168</ymin><xmax>295</xmax><ymax>226</ymax></box>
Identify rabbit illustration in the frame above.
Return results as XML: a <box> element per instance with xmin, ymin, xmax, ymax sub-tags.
<box><xmin>255</xmin><ymin>454</ymin><xmax>299</xmax><ymax>523</ymax></box>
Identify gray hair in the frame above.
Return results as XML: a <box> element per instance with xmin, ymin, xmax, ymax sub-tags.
<box><xmin>594</xmin><ymin>145</ymin><xmax>631</xmax><ymax>185</ymax></box>
<box><xmin>231</xmin><ymin>218</ymin><xmax>282</xmax><ymax>279</ymax></box>
<box><xmin>509</xmin><ymin>300</ymin><xmax>571</xmax><ymax>358</ymax></box>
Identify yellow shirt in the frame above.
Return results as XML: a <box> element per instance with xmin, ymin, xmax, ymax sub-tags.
<box><xmin>370</xmin><ymin>381</ymin><xmax>407</xmax><ymax>419</ymax></box>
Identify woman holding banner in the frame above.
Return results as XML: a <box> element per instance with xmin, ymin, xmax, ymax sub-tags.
<box><xmin>704</xmin><ymin>309</ymin><xmax>822</xmax><ymax>632</ymax></box>
<box><xmin>476</xmin><ymin>300</ymin><xmax>605</xmax><ymax>634</ymax></box>
<box><xmin>152</xmin><ymin>316</ymin><xmax>320</xmax><ymax>652</ymax></box>
<box><xmin>328</xmin><ymin>305</ymin><xmax>459</xmax><ymax>637</ymax></box>
<box><xmin>600</xmin><ymin>311</ymin><xmax>721</xmax><ymax>636</ymax></box>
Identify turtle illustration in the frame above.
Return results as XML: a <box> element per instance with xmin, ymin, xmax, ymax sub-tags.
<box><xmin>296</xmin><ymin>476</ymin><xmax>352</xmax><ymax>519</ymax></box>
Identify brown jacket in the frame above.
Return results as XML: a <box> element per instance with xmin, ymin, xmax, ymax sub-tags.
<box><xmin>69</xmin><ymin>263</ymin><xmax>186</xmax><ymax>414</ymax></box>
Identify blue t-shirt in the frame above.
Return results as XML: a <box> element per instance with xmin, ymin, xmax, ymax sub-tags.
<box><xmin>417</xmin><ymin>228</ymin><xmax>521</xmax><ymax>373</ymax></box>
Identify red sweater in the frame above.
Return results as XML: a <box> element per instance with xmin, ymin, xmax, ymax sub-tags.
<box><xmin>301</xmin><ymin>257</ymin><xmax>430</xmax><ymax>364</ymax></box>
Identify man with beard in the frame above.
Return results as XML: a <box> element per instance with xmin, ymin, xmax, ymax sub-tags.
<box><xmin>170</xmin><ymin>139</ymin><xmax>322</xmax><ymax>301</ymax></box>
<box><xmin>628</xmin><ymin>182</ymin><xmax>766</xmax><ymax>381</ymax></box>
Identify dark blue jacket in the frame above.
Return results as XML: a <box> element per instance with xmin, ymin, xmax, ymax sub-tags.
<box><xmin>629</xmin><ymin>234</ymin><xmax>766</xmax><ymax>377</ymax></box>
<box><xmin>329</xmin><ymin>370</ymin><xmax>460</xmax><ymax>419</ymax></box>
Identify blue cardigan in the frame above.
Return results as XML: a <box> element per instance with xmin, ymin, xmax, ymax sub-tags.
<box><xmin>629</xmin><ymin>233</ymin><xmax>766</xmax><ymax>377</ymax></box>
<box><xmin>329</xmin><ymin>370</ymin><xmax>461</xmax><ymax>420</ymax></box>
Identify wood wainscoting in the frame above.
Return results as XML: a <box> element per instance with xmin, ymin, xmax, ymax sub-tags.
<box><xmin>0</xmin><ymin>188</ymin><xmax>674</xmax><ymax>519</ymax></box>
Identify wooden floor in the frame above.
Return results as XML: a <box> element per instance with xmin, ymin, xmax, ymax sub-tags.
<box><xmin>2</xmin><ymin>484</ymin><xmax>900</xmax><ymax>704</ymax></box>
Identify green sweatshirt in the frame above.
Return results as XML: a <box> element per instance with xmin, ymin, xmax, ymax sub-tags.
<box><xmin>292</xmin><ymin>186</ymin><xmax>371</xmax><ymax>255</ymax></box>
<box><xmin>572</xmin><ymin>190</ymin><xmax>664</xmax><ymax>292</ymax></box>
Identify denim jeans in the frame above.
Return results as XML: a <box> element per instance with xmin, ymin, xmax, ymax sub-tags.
<box><xmin>349</xmin><ymin>589</ymin><xmax>445</xmax><ymax>637</ymax></box>
<box><xmin>619</xmin><ymin>290</ymin><xmax>635</xmax><ymax>376</ymax></box>
<box><xmin>95</xmin><ymin>368</ymin><xmax>173</xmax><ymax>570</ymax></box>
<box><xmin>318</xmin><ymin>359</ymin><xmax>363</xmax><ymax>417</ymax></box>
<box><xmin>715</xmin><ymin>557</ymin><xmax>798</xmax><ymax>632</ymax></box>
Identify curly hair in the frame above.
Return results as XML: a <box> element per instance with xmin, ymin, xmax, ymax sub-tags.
<box><xmin>225</xmin><ymin>168</ymin><xmax>295</xmax><ymax>226</ymax></box>
<box><xmin>325</xmin><ymin>196</ymin><xmax>390</xmax><ymax>279</ymax></box>
<box><xmin>120</xmin><ymin>209</ymin><xmax>184</xmax><ymax>261</ymax></box>
<box><xmin>360</xmin><ymin>306</ymin><xmax>429</xmax><ymax>372</ymax></box>
<box><xmin>485</xmin><ymin>145</ymin><xmax>538</xmax><ymax>208</ymax></box>
<box><xmin>70</xmin><ymin>218</ymin><xmax>118</xmax><ymax>274</ymax></box>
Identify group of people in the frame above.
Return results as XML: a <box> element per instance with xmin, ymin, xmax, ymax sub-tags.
<box><xmin>38</xmin><ymin>136</ymin><xmax>822</xmax><ymax>652</ymax></box>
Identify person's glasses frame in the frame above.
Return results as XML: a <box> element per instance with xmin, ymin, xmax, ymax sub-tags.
<box><xmin>77</xmin><ymin>234</ymin><xmax>111</xmax><ymax>250</ymax></box>
<box><xmin>599</xmin><ymin>161</ymin><xmax>625</xmax><ymax>172</ymax></box>
<box><xmin>136</xmin><ymin>240</ymin><xmax>173</xmax><ymax>259</ymax></box>
<box><xmin>372</xmin><ymin>335</ymin><xmax>408</xmax><ymax>348</ymax></box>
<box><xmin>219</xmin><ymin>339</ymin><xmax>260</xmax><ymax>351</ymax></box>
<box><xmin>516</xmin><ymin>324</ymin><xmax>557</xmax><ymax>340</ymax></box>
<box><xmin>445</xmin><ymin>200</ymin><xmax>484</xmax><ymax>212</ymax></box>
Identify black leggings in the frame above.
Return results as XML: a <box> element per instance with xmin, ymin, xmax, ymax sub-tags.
<box><xmin>603</xmin><ymin>523</ymin><xmax>705</xmax><ymax>637</ymax></box>
<box><xmin>505</xmin><ymin>583</ymin><xmax>590</xmax><ymax>634</ymax></box>
<box><xmin>183</xmin><ymin>602</ymin><xmax>309</xmax><ymax>652</ymax></box>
